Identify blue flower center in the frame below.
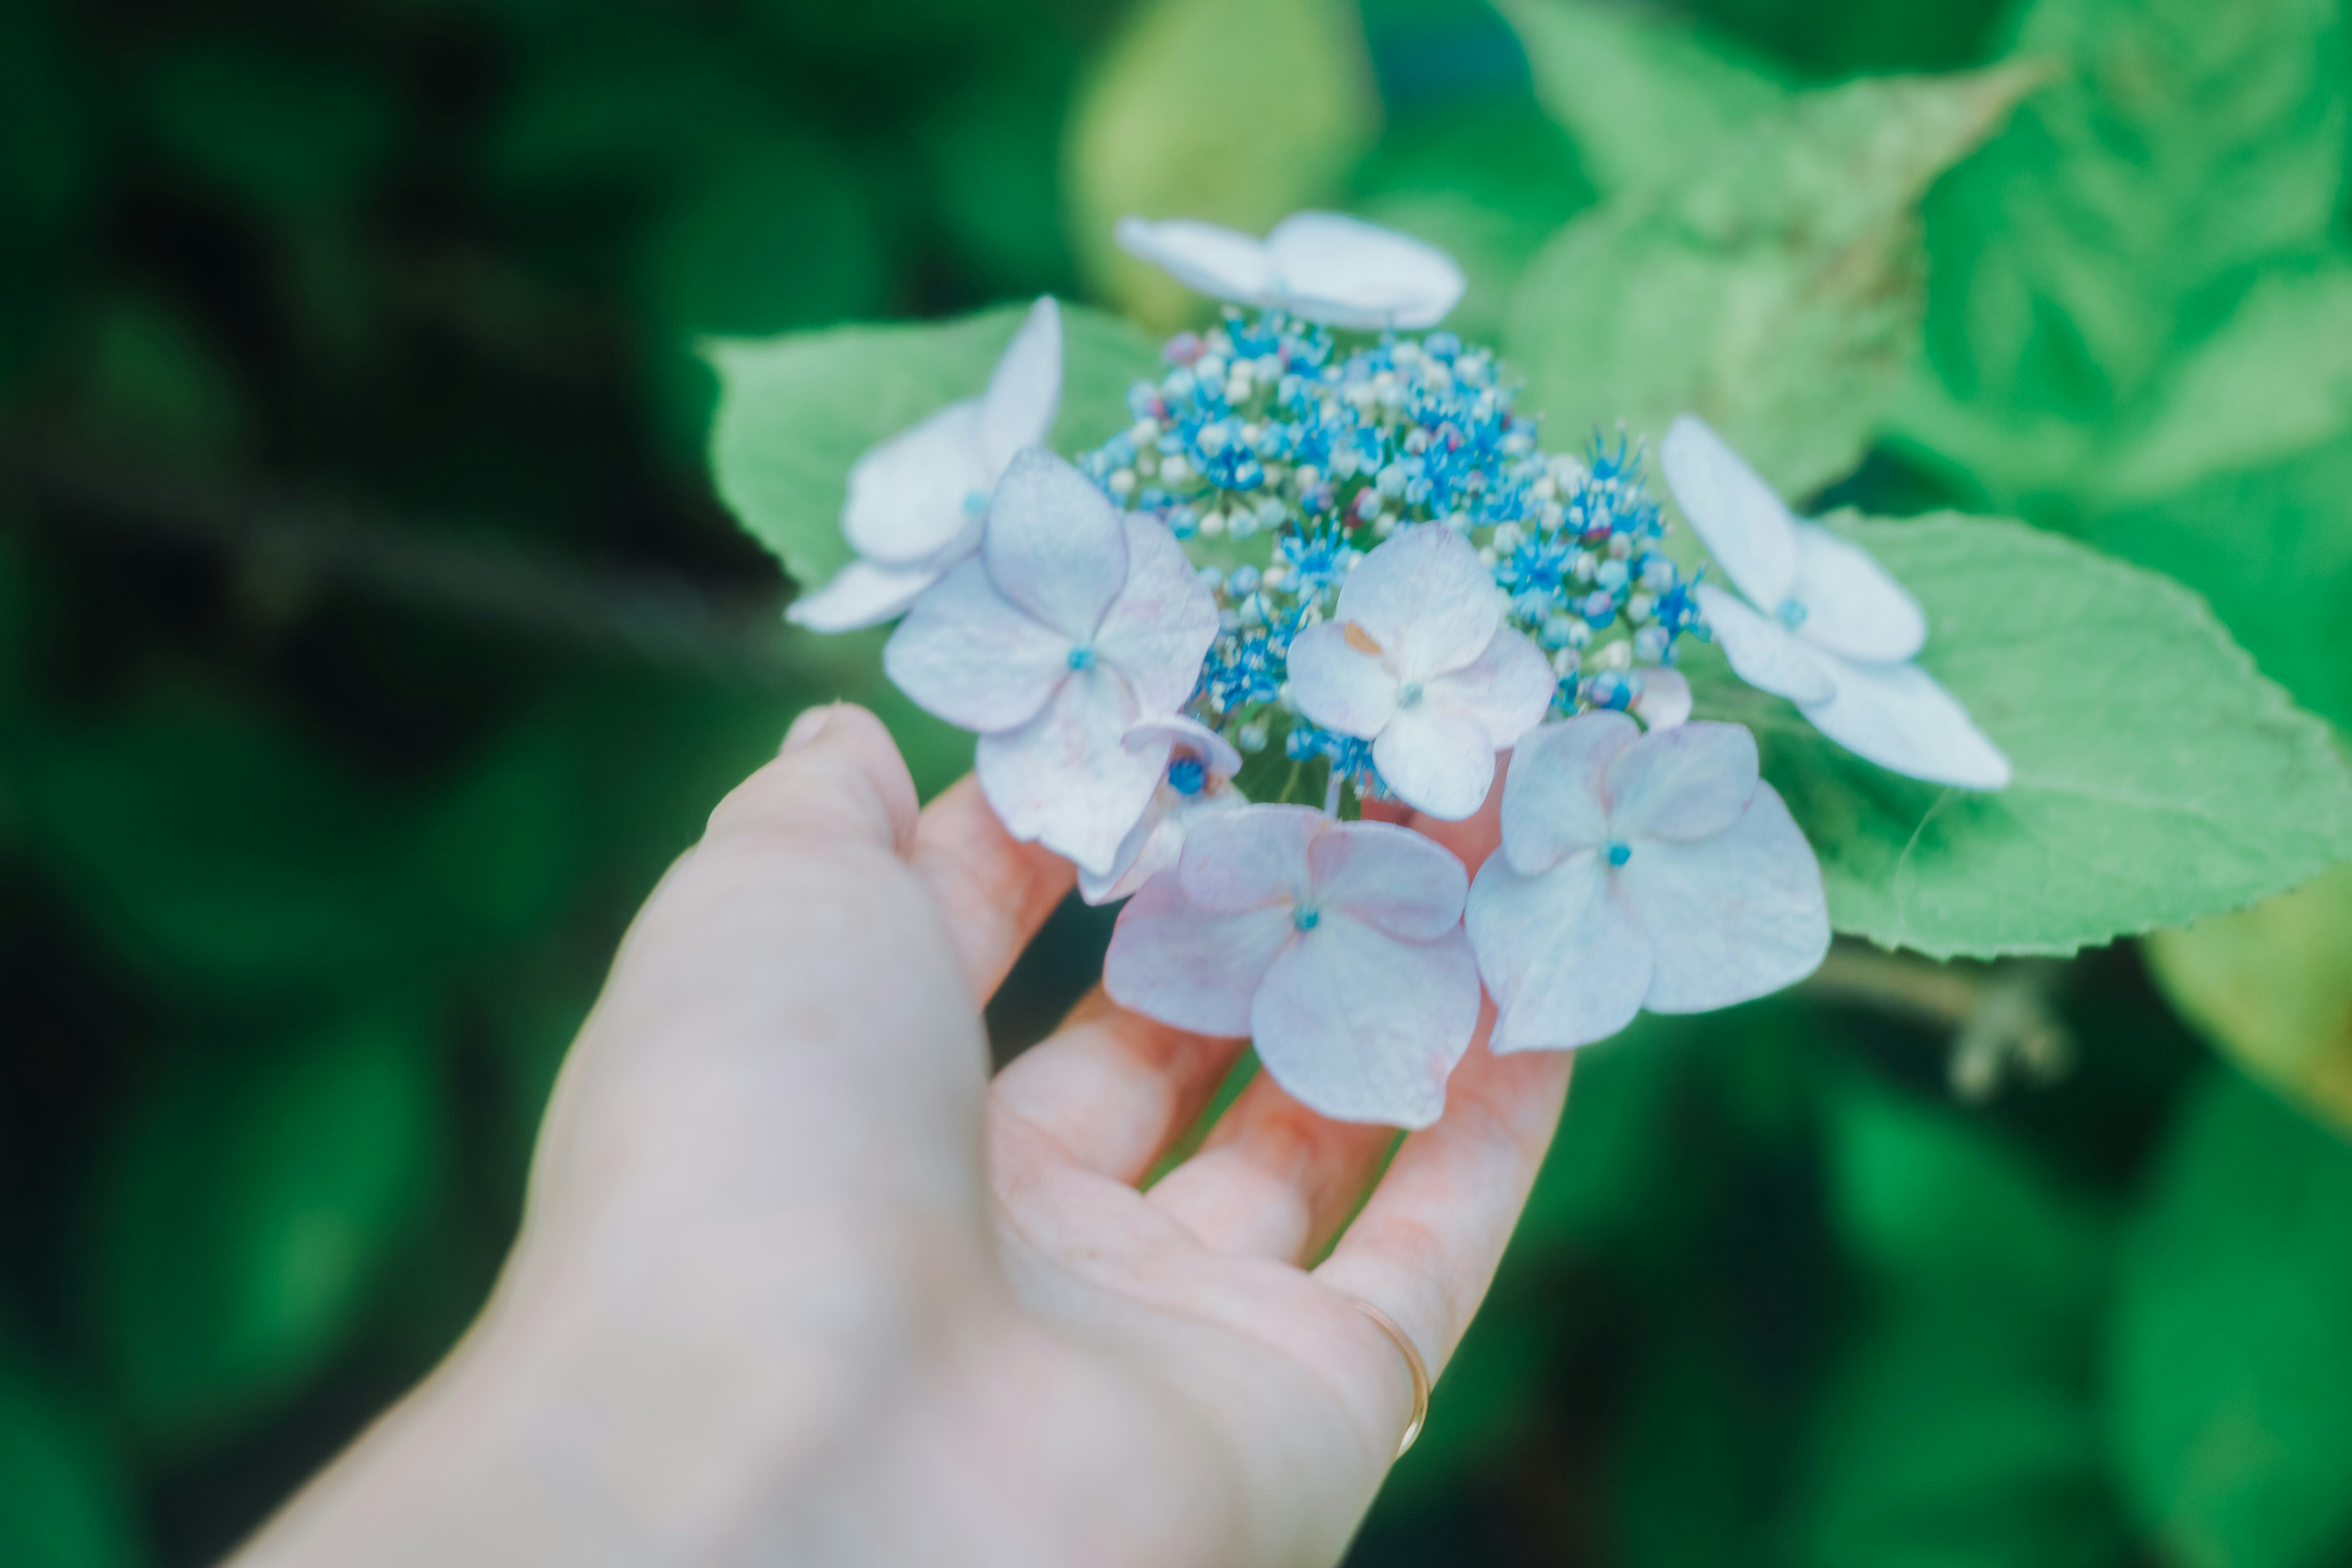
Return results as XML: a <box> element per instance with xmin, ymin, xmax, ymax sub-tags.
<box><xmin>1167</xmin><ymin>756</ymin><xmax>1206</xmax><ymax>796</ymax></box>
<box><xmin>1775</xmin><ymin>596</ymin><xmax>1809</xmax><ymax>630</ymax></box>
<box><xmin>1396</xmin><ymin>679</ymin><xmax>1425</xmax><ymax>708</ymax></box>
<box><xmin>1066</xmin><ymin>644</ymin><xmax>1096</xmax><ymax>671</ymax></box>
<box><xmin>1292</xmin><ymin>904</ymin><xmax>1322</xmax><ymax>932</ymax></box>
<box><xmin>963</xmin><ymin>489</ymin><xmax>990</xmax><ymax>514</ymax></box>
<box><xmin>1607</xmin><ymin>840</ymin><xmax>1632</xmax><ymax>868</ymax></box>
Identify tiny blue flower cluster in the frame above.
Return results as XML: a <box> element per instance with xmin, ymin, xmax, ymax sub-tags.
<box><xmin>1079</xmin><ymin>309</ymin><xmax>1700</xmax><ymax>801</ymax></box>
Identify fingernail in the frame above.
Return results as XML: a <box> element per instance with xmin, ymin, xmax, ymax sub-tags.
<box><xmin>782</xmin><ymin>704</ymin><xmax>835</xmax><ymax>754</ymax></box>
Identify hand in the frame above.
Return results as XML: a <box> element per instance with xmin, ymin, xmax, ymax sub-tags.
<box><xmin>234</xmin><ymin>704</ymin><xmax>1574</xmax><ymax>1568</ymax></box>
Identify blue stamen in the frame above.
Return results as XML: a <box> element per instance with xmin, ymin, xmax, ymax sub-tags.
<box><xmin>1607</xmin><ymin>840</ymin><xmax>1632</xmax><ymax>868</ymax></box>
<box><xmin>1167</xmin><ymin>756</ymin><xmax>1206</xmax><ymax>796</ymax></box>
<box><xmin>1066</xmin><ymin>644</ymin><xmax>1096</xmax><ymax>671</ymax></box>
<box><xmin>1776</xmin><ymin>597</ymin><xmax>1808</xmax><ymax>630</ymax></box>
<box><xmin>1396</xmin><ymin>680</ymin><xmax>1424</xmax><ymax>707</ymax></box>
<box><xmin>1292</xmin><ymin>905</ymin><xmax>1322</xmax><ymax>932</ymax></box>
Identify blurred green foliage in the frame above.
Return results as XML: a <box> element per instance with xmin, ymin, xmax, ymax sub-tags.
<box><xmin>1</xmin><ymin>1</ymin><xmax>2350</xmax><ymax>1566</ymax></box>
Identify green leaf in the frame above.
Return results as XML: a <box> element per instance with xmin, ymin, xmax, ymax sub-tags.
<box><xmin>704</xmin><ymin>303</ymin><xmax>1160</xmax><ymax>589</ymax></box>
<box><xmin>1063</xmin><ymin>0</ymin><xmax>1380</xmax><ymax>329</ymax></box>
<box><xmin>0</xmin><ymin>1344</ymin><xmax>146</xmax><ymax>1568</ymax></box>
<box><xmin>1896</xmin><ymin>0</ymin><xmax>2350</xmax><ymax>509</ymax></box>
<box><xmin>1688</xmin><ymin>514</ymin><xmax>2352</xmax><ymax>957</ymax></box>
<box><xmin>1506</xmin><ymin>64</ymin><xmax>2041</xmax><ymax>498</ymax></box>
<box><xmin>2084</xmin><ymin>435</ymin><xmax>2352</xmax><ymax>733</ymax></box>
<box><xmin>87</xmin><ymin>1012</ymin><xmax>442</xmax><ymax>1446</ymax></box>
<box><xmin>2108</xmin><ymin>1068</ymin><xmax>2352</xmax><ymax>1568</ymax></box>
<box><xmin>2147</xmin><ymin>862</ymin><xmax>2352</xmax><ymax>1140</ymax></box>
<box><xmin>1499</xmin><ymin>0</ymin><xmax>1789</xmax><ymax>197</ymax></box>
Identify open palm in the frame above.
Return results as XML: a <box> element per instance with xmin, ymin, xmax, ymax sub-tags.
<box><xmin>236</xmin><ymin>704</ymin><xmax>1572</xmax><ymax>1568</ymax></box>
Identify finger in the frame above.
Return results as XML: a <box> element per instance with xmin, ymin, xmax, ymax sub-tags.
<box><xmin>1312</xmin><ymin>1028</ymin><xmax>1574</xmax><ymax>1378</ymax></box>
<box><xmin>989</xmin><ymin>989</ymin><xmax>1247</xmax><ymax>1183</ymax></box>
<box><xmin>908</xmin><ymin>774</ymin><xmax>1076</xmax><ymax>1001</ymax></box>
<box><xmin>702</xmin><ymin>701</ymin><xmax>920</xmax><ymax>858</ymax></box>
<box><xmin>1148</xmin><ymin>1073</ymin><xmax>1396</xmax><ymax>1262</ymax></box>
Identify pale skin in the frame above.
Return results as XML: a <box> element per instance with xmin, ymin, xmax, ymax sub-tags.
<box><xmin>233</xmin><ymin>703</ymin><xmax>1572</xmax><ymax>1568</ymax></box>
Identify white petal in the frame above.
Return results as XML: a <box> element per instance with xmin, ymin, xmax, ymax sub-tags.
<box><xmin>1660</xmin><ymin>416</ymin><xmax>1798</xmax><ymax>611</ymax></box>
<box><xmin>1178</xmin><ymin>804</ymin><xmax>1322</xmax><ymax>913</ymax></box>
<box><xmin>1790</xmin><ymin>522</ymin><xmax>1926</xmax><ymax>664</ymax></box>
<box><xmin>1264</xmin><ymin>212</ymin><xmax>1467</xmax><ymax>331</ymax></box>
<box><xmin>976</xmin><ymin>666</ymin><xmax>1163</xmax><ymax>875</ymax></box>
<box><xmin>981</xmin><ymin>296</ymin><xmax>1063</xmax><ymax>475</ymax></box>
<box><xmin>1123</xmin><ymin>714</ymin><xmax>1241</xmax><ymax>780</ymax></box>
<box><xmin>1801</xmin><ymin>654</ymin><xmax>2013</xmax><ymax>790</ymax></box>
<box><xmin>1633</xmin><ymin>667</ymin><xmax>1692</xmax><ymax>730</ymax></box>
<box><xmin>883</xmin><ymin>558</ymin><xmax>1070</xmax><ymax>731</ymax></box>
<box><xmin>1604</xmin><ymin>720</ymin><xmax>1758</xmax><ymax>844</ymax></box>
<box><xmin>1286</xmin><ymin>620</ymin><xmax>1400</xmax><ymax>737</ymax></box>
<box><xmin>1103</xmin><ymin>872</ymin><xmax>1294</xmax><ymax>1036</ymax></box>
<box><xmin>1697</xmin><ymin>585</ymin><xmax>1838</xmax><ymax>706</ymax></box>
<box><xmin>1467</xmin><ymin>850</ymin><xmax>1651</xmax><ymax>1053</ymax></box>
<box><xmin>1615</xmin><ymin>783</ymin><xmax>1829</xmax><ymax>1013</ymax></box>
<box><xmin>1080</xmin><ymin>781</ymin><xmax>1247</xmax><ymax>905</ymax></box>
<box><xmin>1498</xmin><ymin>714</ymin><xmax>1633</xmax><ymax>876</ymax></box>
<box><xmin>1093</xmin><ymin>517</ymin><xmax>1220</xmax><ymax>716</ymax></box>
<box><xmin>1425</xmin><ymin>628</ymin><xmax>1556</xmax><ymax>748</ymax></box>
<box><xmin>982</xmin><ymin>448</ymin><xmax>1128</xmax><ymax>643</ymax></box>
<box><xmin>1251</xmin><ymin>914</ymin><xmax>1482</xmax><ymax>1128</ymax></box>
<box><xmin>785</xmin><ymin>557</ymin><xmax>943</xmax><ymax>633</ymax></box>
<box><xmin>1306</xmin><ymin>819</ymin><xmax>1468</xmax><ymax>942</ymax></box>
<box><xmin>1373</xmin><ymin>703</ymin><xmax>1499</xmax><ymax>821</ymax></box>
<box><xmin>1335</xmin><ymin>524</ymin><xmax>1501</xmax><ymax>681</ymax></box>
<box><xmin>842</xmin><ymin>400</ymin><xmax>993</xmax><ymax>567</ymax></box>
<box><xmin>1115</xmin><ymin>217</ymin><xmax>1278</xmax><ymax>306</ymax></box>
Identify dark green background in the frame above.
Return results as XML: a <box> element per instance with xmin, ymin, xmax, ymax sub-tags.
<box><xmin>2</xmin><ymin>1</ymin><xmax>2349</xmax><ymax>1564</ymax></box>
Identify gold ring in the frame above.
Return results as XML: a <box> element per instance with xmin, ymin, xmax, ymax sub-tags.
<box><xmin>1347</xmin><ymin>1298</ymin><xmax>1430</xmax><ymax>1458</ymax></box>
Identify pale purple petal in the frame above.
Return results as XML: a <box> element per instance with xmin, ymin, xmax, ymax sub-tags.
<box><xmin>1177</xmin><ymin>804</ymin><xmax>1321</xmax><ymax>913</ymax></box>
<box><xmin>1079</xmin><ymin>780</ymin><xmax>1246</xmax><ymax>905</ymax></box>
<box><xmin>982</xmin><ymin>448</ymin><xmax>1128</xmax><ymax>642</ymax></box>
<box><xmin>1286</xmin><ymin>620</ymin><xmax>1400</xmax><ymax>736</ymax></box>
<box><xmin>1790</xmin><ymin>522</ymin><xmax>1926</xmax><ymax>664</ymax></box>
<box><xmin>1696</xmin><ymin>585</ymin><xmax>1838</xmax><ymax>706</ymax></box>
<box><xmin>1115</xmin><ymin>217</ymin><xmax>1278</xmax><ymax>306</ymax></box>
<box><xmin>1801</xmin><ymin>654</ymin><xmax>2013</xmax><ymax>791</ymax></box>
<box><xmin>1251</xmin><ymin>914</ymin><xmax>1482</xmax><ymax>1128</ymax></box>
<box><xmin>1660</xmin><ymin>416</ymin><xmax>1798</xmax><ymax>612</ymax></box>
<box><xmin>1264</xmin><ymin>212</ymin><xmax>1467</xmax><ymax>331</ymax></box>
<box><xmin>1424</xmin><ymin>628</ymin><xmax>1556</xmax><ymax>748</ymax></box>
<box><xmin>842</xmin><ymin>400</ymin><xmax>992</xmax><ymax>566</ymax></box>
<box><xmin>785</xmin><ymin>557</ymin><xmax>944</xmax><ymax>633</ymax></box>
<box><xmin>1092</xmin><ymin>516</ymin><xmax>1220</xmax><ymax>715</ymax></box>
<box><xmin>1306</xmin><ymin>819</ymin><xmax>1468</xmax><ymax>942</ymax></box>
<box><xmin>981</xmin><ymin>297</ymin><xmax>1063</xmax><ymax>474</ymax></box>
<box><xmin>976</xmin><ymin>666</ymin><xmax>1163</xmax><ymax>875</ymax></box>
<box><xmin>1498</xmin><ymin>714</ymin><xmax>1633</xmax><ymax>876</ymax></box>
<box><xmin>1103</xmin><ymin>871</ymin><xmax>1294</xmax><ymax>1037</ymax></box>
<box><xmin>1123</xmin><ymin>714</ymin><xmax>1241</xmax><ymax>780</ymax></box>
<box><xmin>1467</xmin><ymin>850</ymin><xmax>1651</xmax><ymax>1054</ymax></box>
<box><xmin>1373</xmin><ymin>703</ymin><xmax>1501</xmax><ymax>821</ymax></box>
<box><xmin>1615</xmin><ymin>783</ymin><xmax>1829</xmax><ymax>1013</ymax></box>
<box><xmin>1632</xmin><ymin>667</ymin><xmax>1692</xmax><ymax>730</ymax></box>
<box><xmin>883</xmin><ymin>558</ymin><xmax>1069</xmax><ymax>731</ymax></box>
<box><xmin>1333</xmin><ymin>524</ymin><xmax>1500</xmax><ymax>680</ymax></box>
<box><xmin>1603</xmin><ymin>721</ymin><xmax>1759</xmax><ymax>844</ymax></box>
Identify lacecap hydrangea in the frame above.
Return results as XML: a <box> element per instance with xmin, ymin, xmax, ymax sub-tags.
<box><xmin>786</xmin><ymin>210</ymin><xmax>2011</xmax><ymax>1129</ymax></box>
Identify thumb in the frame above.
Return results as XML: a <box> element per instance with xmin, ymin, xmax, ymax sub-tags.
<box><xmin>704</xmin><ymin>701</ymin><xmax>921</xmax><ymax>858</ymax></box>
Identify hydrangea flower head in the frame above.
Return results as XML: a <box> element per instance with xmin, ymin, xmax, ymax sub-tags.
<box><xmin>1661</xmin><ymin>417</ymin><xmax>2010</xmax><ymax>790</ymax></box>
<box><xmin>1104</xmin><ymin>805</ymin><xmax>1483</xmax><ymax>1127</ymax></box>
<box><xmin>1467</xmin><ymin>713</ymin><xmax>1830</xmax><ymax>1052</ymax></box>
<box><xmin>790</xmin><ymin>298</ymin><xmax>1063</xmax><ymax>631</ymax></box>
<box><xmin>1117</xmin><ymin>213</ymin><xmax>1466</xmax><ymax>330</ymax></box>
<box><xmin>885</xmin><ymin>448</ymin><xmax>1218</xmax><ymax>873</ymax></box>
